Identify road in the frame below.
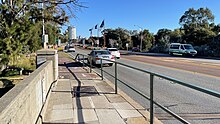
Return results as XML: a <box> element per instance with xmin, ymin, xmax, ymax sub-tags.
<box><xmin>70</xmin><ymin>48</ymin><xmax>220</xmax><ymax>124</ymax></box>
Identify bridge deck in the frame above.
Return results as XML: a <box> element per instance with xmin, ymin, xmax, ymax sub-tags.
<box><xmin>43</xmin><ymin>53</ymin><xmax>162</xmax><ymax>124</ymax></box>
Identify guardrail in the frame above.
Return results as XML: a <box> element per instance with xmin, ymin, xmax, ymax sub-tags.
<box><xmin>75</xmin><ymin>53</ymin><xmax>220</xmax><ymax>124</ymax></box>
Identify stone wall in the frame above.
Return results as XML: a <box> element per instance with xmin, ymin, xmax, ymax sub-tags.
<box><xmin>0</xmin><ymin>50</ymin><xmax>57</xmax><ymax>124</ymax></box>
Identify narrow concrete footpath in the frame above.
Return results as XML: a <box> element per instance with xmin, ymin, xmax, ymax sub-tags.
<box><xmin>43</xmin><ymin>53</ymin><xmax>162</xmax><ymax>124</ymax></box>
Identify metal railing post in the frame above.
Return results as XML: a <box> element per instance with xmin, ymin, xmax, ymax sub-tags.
<box><xmin>150</xmin><ymin>74</ymin><xmax>154</xmax><ymax>124</ymax></box>
<box><xmin>101</xmin><ymin>59</ymin><xmax>103</xmax><ymax>80</ymax></box>
<box><xmin>82</xmin><ymin>55</ymin><xmax>85</xmax><ymax>67</ymax></box>
<box><xmin>115</xmin><ymin>62</ymin><xmax>118</xmax><ymax>94</ymax></box>
<box><xmin>89</xmin><ymin>59</ymin><xmax>92</xmax><ymax>73</ymax></box>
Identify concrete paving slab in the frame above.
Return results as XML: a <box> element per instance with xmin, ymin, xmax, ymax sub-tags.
<box><xmin>69</xmin><ymin>79</ymin><xmax>78</xmax><ymax>86</ymax></box>
<box><xmin>68</xmin><ymin>67</ymin><xmax>88</xmax><ymax>73</ymax></box>
<box><xmin>52</xmin><ymin>103</ymin><xmax>73</xmax><ymax>110</ymax></box>
<box><xmin>139</xmin><ymin>110</ymin><xmax>163</xmax><ymax>124</ymax></box>
<box><xmin>118</xmin><ymin>91</ymin><xmax>145</xmax><ymax>110</ymax></box>
<box><xmin>81</xmin><ymin>80</ymin><xmax>96</xmax><ymax>86</ymax></box>
<box><xmin>58</xmin><ymin>66</ymin><xmax>69</xmax><ymax>71</ymax></box>
<box><xmin>105</xmin><ymin>94</ymin><xmax>126</xmax><ymax>103</ymax></box>
<box><xmin>49</xmin><ymin>109</ymin><xmax>74</xmax><ymax>122</ymax></box>
<box><xmin>96</xmin><ymin>82</ymin><xmax>115</xmax><ymax>93</ymax></box>
<box><xmin>112</xmin><ymin>102</ymin><xmax>135</xmax><ymax>110</ymax></box>
<box><xmin>126</xmin><ymin>117</ymin><xmax>149</xmax><ymax>124</ymax></box>
<box><xmin>44</xmin><ymin>118</ymin><xmax>74</xmax><ymax>124</ymax></box>
<box><xmin>117</xmin><ymin>109</ymin><xmax>142</xmax><ymax>119</ymax></box>
<box><xmin>55</xmin><ymin>79</ymin><xmax>72</xmax><ymax>91</ymax></box>
<box><xmin>74</xmin><ymin>73</ymin><xmax>100</xmax><ymax>80</ymax></box>
<box><xmin>59</xmin><ymin>72</ymin><xmax>74</xmax><ymax>79</ymax></box>
<box><xmin>73</xmin><ymin>109</ymin><xmax>98</xmax><ymax>123</ymax></box>
<box><xmin>49</xmin><ymin>92</ymin><xmax>73</xmax><ymax>105</ymax></box>
<box><xmin>73</xmin><ymin>97</ymin><xmax>93</xmax><ymax>109</ymax></box>
<box><xmin>96</xmin><ymin>109</ymin><xmax>126</xmax><ymax>124</ymax></box>
<box><xmin>91</xmin><ymin>96</ymin><xmax>113</xmax><ymax>109</ymax></box>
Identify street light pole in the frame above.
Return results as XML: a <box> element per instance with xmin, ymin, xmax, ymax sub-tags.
<box><xmin>134</xmin><ymin>25</ymin><xmax>143</xmax><ymax>52</ymax></box>
<box><xmin>42</xmin><ymin>1</ymin><xmax>47</xmax><ymax>49</ymax></box>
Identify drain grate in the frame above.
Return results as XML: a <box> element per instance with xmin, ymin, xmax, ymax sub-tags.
<box><xmin>72</xmin><ymin>86</ymin><xmax>99</xmax><ymax>97</ymax></box>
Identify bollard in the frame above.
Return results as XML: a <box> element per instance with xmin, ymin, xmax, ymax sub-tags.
<box><xmin>101</xmin><ymin>59</ymin><xmax>103</xmax><ymax>80</ymax></box>
<box><xmin>150</xmin><ymin>74</ymin><xmax>154</xmax><ymax>124</ymax></box>
<box><xmin>90</xmin><ymin>59</ymin><xmax>92</xmax><ymax>73</ymax></box>
<box><xmin>115</xmin><ymin>62</ymin><xmax>118</xmax><ymax>94</ymax></box>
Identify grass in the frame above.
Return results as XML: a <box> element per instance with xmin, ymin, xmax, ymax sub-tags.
<box><xmin>58</xmin><ymin>52</ymin><xmax>73</xmax><ymax>60</ymax></box>
<box><xmin>9</xmin><ymin>54</ymin><xmax>36</xmax><ymax>71</ymax></box>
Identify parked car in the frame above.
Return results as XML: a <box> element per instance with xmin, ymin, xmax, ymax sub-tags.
<box><xmin>132</xmin><ymin>47</ymin><xmax>140</xmax><ymax>52</ymax></box>
<box><xmin>169</xmin><ymin>43</ymin><xmax>197</xmax><ymax>56</ymax></box>
<box><xmin>87</xmin><ymin>50</ymin><xmax>115</xmax><ymax>66</ymax></box>
<box><xmin>68</xmin><ymin>46</ymin><xmax>75</xmax><ymax>52</ymax></box>
<box><xmin>106</xmin><ymin>48</ymin><xmax>120</xmax><ymax>59</ymax></box>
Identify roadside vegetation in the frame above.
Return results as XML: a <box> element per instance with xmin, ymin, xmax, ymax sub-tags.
<box><xmin>81</xmin><ymin>7</ymin><xmax>220</xmax><ymax>57</ymax></box>
<box><xmin>0</xmin><ymin>0</ymin><xmax>84</xmax><ymax>96</ymax></box>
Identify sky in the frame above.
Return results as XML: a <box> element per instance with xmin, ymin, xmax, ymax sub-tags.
<box><xmin>65</xmin><ymin>0</ymin><xmax>220</xmax><ymax>38</ymax></box>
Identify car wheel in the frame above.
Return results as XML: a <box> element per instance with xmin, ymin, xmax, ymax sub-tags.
<box><xmin>169</xmin><ymin>52</ymin><xmax>173</xmax><ymax>56</ymax></box>
<box><xmin>108</xmin><ymin>63</ymin><xmax>113</xmax><ymax>66</ymax></box>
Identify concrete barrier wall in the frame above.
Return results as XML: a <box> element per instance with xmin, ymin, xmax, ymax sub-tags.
<box><xmin>0</xmin><ymin>61</ymin><xmax>54</xmax><ymax>124</ymax></box>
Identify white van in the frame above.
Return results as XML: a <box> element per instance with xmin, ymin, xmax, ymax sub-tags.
<box><xmin>169</xmin><ymin>43</ymin><xmax>197</xmax><ymax>56</ymax></box>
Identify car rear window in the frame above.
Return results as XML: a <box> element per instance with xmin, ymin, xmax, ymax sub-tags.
<box><xmin>108</xmin><ymin>48</ymin><xmax>118</xmax><ymax>51</ymax></box>
<box><xmin>95</xmin><ymin>51</ymin><xmax>110</xmax><ymax>55</ymax></box>
<box><xmin>170</xmin><ymin>45</ymin><xmax>180</xmax><ymax>49</ymax></box>
<box><xmin>69</xmin><ymin>46</ymin><xmax>74</xmax><ymax>48</ymax></box>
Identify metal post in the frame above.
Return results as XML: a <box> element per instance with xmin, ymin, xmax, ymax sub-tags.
<box><xmin>140</xmin><ymin>30</ymin><xmax>143</xmax><ymax>52</ymax></box>
<box><xmin>82</xmin><ymin>55</ymin><xmax>85</xmax><ymax>67</ymax></box>
<box><xmin>90</xmin><ymin>59</ymin><xmax>92</xmax><ymax>73</ymax></box>
<box><xmin>42</xmin><ymin>1</ymin><xmax>46</xmax><ymax>49</ymax></box>
<box><xmin>101</xmin><ymin>59</ymin><xmax>103</xmax><ymax>80</ymax></box>
<box><xmin>115</xmin><ymin>62</ymin><xmax>118</xmax><ymax>94</ymax></box>
<box><xmin>150</xmin><ymin>74</ymin><xmax>154</xmax><ymax>124</ymax></box>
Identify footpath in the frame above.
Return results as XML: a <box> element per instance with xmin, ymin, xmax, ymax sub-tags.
<box><xmin>43</xmin><ymin>52</ymin><xmax>162</xmax><ymax>124</ymax></box>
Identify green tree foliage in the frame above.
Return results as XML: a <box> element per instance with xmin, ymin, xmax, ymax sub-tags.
<box><xmin>179</xmin><ymin>7</ymin><xmax>216</xmax><ymax>45</ymax></box>
<box><xmin>141</xmin><ymin>29</ymin><xmax>154</xmax><ymax>51</ymax></box>
<box><xmin>103</xmin><ymin>28</ymin><xmax>131</xmax><ymax>49</ymax></box>
<box><xmin>0</xmin><ymin>0</ymin><xmax>83</xmax><ymax>66</ymax></box>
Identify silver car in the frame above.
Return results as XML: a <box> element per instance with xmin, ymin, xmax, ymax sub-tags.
<box><xmin>88</xmin><ymin>50</ymin><xmax>115</xmax><ymax>66</ymax></box>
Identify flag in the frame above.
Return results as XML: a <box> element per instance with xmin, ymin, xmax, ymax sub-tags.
<box><xmin>100</xmin><ymin>20</ymin><xmax>104</xmax><ymax>28</ymax></box>
<box><xmin>95</xmin><ymin>24</ymin><xmax>98</xmax><ymax>29</ymax></box>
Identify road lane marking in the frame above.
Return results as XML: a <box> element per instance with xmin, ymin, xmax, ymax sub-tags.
<box><xmin>122</xmin><ymin>56</ymin><xmax>220</xmax><ymax>70</ymax></box>
<box><xmin>121</xmin><ymin>57</ymin><xmax>220</xmax><ymax>79</ymax></box>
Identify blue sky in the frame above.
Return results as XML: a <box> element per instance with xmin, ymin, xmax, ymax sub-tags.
<box><xmin>65</xmin><ymin>0</ymin><xmax>220</xmax><ymax>38</ymax></box>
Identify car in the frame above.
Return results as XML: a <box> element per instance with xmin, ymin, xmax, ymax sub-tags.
<box><xmin>68</xmin><ymin>46</ymin><xmax>75</xmax><ymax>52</ymax></box>
<box><xmin>87</xmin><ymin>50</ymin><xmax>115</xmax><ymax>66</ymax></box>
<box><xmin>106</xmin><ymin>48</ymin><xmax>120</xmax><ymax>59</ymax></box>
<box><xmin>132</xmin><ymin>47</ymin><xmax>140</xmax><ymax>52</ymax></box>
<box><xmin>169</xmin><ymin>43</ymin><xmax>197</xmax><ymax>56</ymax></box>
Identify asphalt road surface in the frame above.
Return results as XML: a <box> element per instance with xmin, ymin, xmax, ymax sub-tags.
<box><xmin>70</xmin><ymin>48</ymin><xmax>220</xmax><ymax>124</ymax></box>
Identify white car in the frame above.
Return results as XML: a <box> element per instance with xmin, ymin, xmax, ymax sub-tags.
<box><xmin>169</xmin><ymin>43</ymin><xmax>197</xmax><ymax>56</ymax></box>
<box><xmin>68</xmin><ymin>46</ymin><xmax>75</xmax><ymax>52</ymax></box>
<box><xmin>106</xmin><ymin>48</ymin><xmax>120</xmax><ymax>59</ymax></box>
<box><xmin>88</xmin><ymin>50</ymin><xmax>115</xmax><ymax>66</ymax></box>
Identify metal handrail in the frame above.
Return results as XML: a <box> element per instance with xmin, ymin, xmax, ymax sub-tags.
<box><xmin>74</xmin><ymin>53</ymin><xmax>220</xmax><ymax>124</ymax></box>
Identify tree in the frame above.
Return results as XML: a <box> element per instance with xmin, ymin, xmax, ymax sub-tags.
<box><xmin>0</xmin><ymin>0</ymin><xmax>84</xmax><ymax>66</ymax></box>
<box><xmin>141</xmin><ymin>29</ymin><xmax>154</xmax><ymax>51</ymax></box>
<box><xmin>103</xmin><ymin>28</ymin><xmax>131</xmax><ymax>49</ymax></box>
<box><xmin>179</xmin><ymin>7</ymin><xmax>215</xmax><ymax>45</ymax></box>
<box><xmin>154</xmin><ymin>29</ymin><xmax>171</xmax><ymax>52</ymax></box>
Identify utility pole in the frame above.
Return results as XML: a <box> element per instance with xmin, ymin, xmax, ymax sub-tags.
<box><xmin>42</xmin><ymin>0</ymin><xmax>47</xmax><ymax>49</ymax></box>
<box><xmin>134</xmin><ymin>25</ymin><xmax>143</xmax><ymax>52</ymax></box>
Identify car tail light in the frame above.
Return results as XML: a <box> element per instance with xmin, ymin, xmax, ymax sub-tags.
<box><xmin>111</xmin><ymin>55</ymin><xmax>115</xmax><ymax>59</ymax></box>
<box><xmin>95</xmin><ymin>57</ymin><xmax>100</xmax><ymax>60</ymax></box>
